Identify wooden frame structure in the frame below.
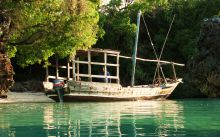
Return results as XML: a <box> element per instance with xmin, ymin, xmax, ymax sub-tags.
<box><xmin>45</xmin><ymin>48</ymin><xmax>184</xmax><ymax>85</ymax></box>
<box><xmin>45</xmin><ymin>49</ymin><xmax>120</xmax><ymax>84</ymax></box>
<box><xmin>44</xmin><ymin>48</ymin><xmax>184</xmax><ymax>102</ymax></box>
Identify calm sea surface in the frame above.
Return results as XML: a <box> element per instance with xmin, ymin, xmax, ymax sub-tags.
<box><xmin>0</xmin><ymin>99</ymin><xmax>220</xmax><ymax>137</ymax></box>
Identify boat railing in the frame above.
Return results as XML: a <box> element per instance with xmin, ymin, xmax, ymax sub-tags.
<box><xmin>45</xmin><ymin>48</ymin><xmax>184</xmax><ymax>86</ymax></box>
<box><xmin>45</xmin><ymin>49</ymin><xmax>120</xmax><ymax>84</ymax></box>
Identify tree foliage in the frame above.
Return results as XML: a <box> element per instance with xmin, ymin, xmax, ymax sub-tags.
<box><xmin>1</xmin><ymin>0</ymin><xmax>220</xmax><ymax>89</ymax></box>
<box><xmin>96</xmin><ymin>0</ymin><xmax>220</xmax><ymax>85</ymax></box>
<box><xmin>1</xmin><ymin>0</ymin><xmax>101</xmax><ymax>67</ymax></box>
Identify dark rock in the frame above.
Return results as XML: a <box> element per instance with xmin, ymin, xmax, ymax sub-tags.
<box><xmin>10</xmin><ymin>80</ymin><xmax>44</xmax><ymax>92</ymax></box>
<box><xmin>0</xmin><ymin>13</ymin><xmax>14</xmax><ymax>98</ymax></box>
<box><xmin>187</xmin><ymin>17</ymin><xmax>220</xmax><ymax>97</ymax></box>
<box><xmin>0</xmin><ymin>53</ymin><xmax>14</xmax><ymax>97</ymax></box>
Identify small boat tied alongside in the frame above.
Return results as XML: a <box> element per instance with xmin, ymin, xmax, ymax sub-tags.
<box><xmin>43</xmin><ymin>11</ymin><xmax>184</xmax><ymax>102</ymax></box>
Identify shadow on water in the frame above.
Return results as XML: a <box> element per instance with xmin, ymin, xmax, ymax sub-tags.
<box><xmin>0</xmin><ymin>100</ymin><xmax>220</xmax><ymax>137</ymax></box>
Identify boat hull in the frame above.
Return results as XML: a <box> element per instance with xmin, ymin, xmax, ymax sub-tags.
<box><xmin>46</xmin><ymin>79</ymin><xmax>181</xmax><ymax>102</ymax></box>
<box><xmin>48</xmin><ymin>93</ymin><xmax>170</xmax><ymax>102</ymax></box>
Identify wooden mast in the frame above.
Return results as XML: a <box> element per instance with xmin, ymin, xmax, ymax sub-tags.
<box><xmin>131</xmin><ymin>10</ymin><xmax>141</xmax><ymax>87</ymax></box>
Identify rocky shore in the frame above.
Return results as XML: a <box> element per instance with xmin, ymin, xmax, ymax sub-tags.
<box><xmin>0</xmin><ymin>80</ymin><xmax>54</xmax><ymax>103</ymax></box>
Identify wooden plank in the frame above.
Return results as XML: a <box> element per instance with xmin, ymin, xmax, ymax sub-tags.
<box><xmin>117</xmin><ymin>53</ymin><xmax>120</xmax><ymax>84</ymax></box>
<box><xmin>91</xmin><ymin>62</ymin><xmax>119</xmax><ymax>67</ymax></box>
<box><xmin>104</xmin><ymin>52</ymin><xmax>107</xmax><ymax>83</ymax></box>
<box><xmin>48</xmin><ymin>75</ymin><xmax>73</xmax><ymax>80</ymax></box>
<box><xmin>74</xmin><ymin>60</ymin><xmax>118</xmax><ymax>67</ymax></box>
<box><xmin>58</xmin><ymin>65</ymin><xmax>67</xmax><ymax>69</ymax></box>
<box><xmin>92</xmin><ymin>75</ymin><xmax>118</xmax><ymax>79</ymax></box>
<box><xmin>74</xmin><ymin>60</ymin><xmax>88</xmax><ymax>64</ymax></box>
<box><xmin>108</xmin><ymin>53</ymin><xmax>120</xmax><ymax>57</ymax></box>
<box><xmin>74</xmin><ymin>74</ymin><xmax>118</xmax><ymax>79</ymax></box>
<box><xmin>77</xmin><ymin>57</ymin><xmax>80</xmax><ymax>81</ymax></box>
<box><xmin>109</xmin><ymin>54</ymin><xmax>185</xmax><ymax>66</ymax></box>
<box><xmin>91</xmin><ymin>62</ymin><xmax>118</xmax><ymax>67</ymax></box>
<box><xmin>89</xmin><ymin>49</ymin><xmax>120</xmax><ymax>54</ymax></box>
<box><xmin>51</xmin><ymin>65</ymin><xmax>75</xmax><ymax>70</ymax></box>
<box><xmin>88</xmin><ymin>51</ymin><xmax>92</xmax><ymax>82</ymax></box>
<box><xmin>72</xmin><ymin>56</ymin><xmax>76</xmax><ymax>81</ymax></box>
<box><xmin>67</xmin><ymin>59</ymin><xmax>70</xmax><ymax>80</ymax></box>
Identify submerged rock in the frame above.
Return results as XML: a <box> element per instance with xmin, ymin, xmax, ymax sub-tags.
<box><xmin>188</xmin><ymin>17</ymin><xmax>220</xmax><ymax>97</ymax></box>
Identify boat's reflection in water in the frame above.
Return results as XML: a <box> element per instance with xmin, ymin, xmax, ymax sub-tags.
<box><xmin>43</xmin><ymin>101</ymin><xmax>184</xmax><ymax>137</ymax></box>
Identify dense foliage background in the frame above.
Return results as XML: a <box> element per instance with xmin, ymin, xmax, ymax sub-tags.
<box><xmin>1</xmin><ymin>0</ymin><xmax>220</xmax><ymax>97</ymax></box>
<box><xmin>1</xmin><ymin>0</ymin><xmax>102</xmax><ymax>67</ymax></box>
<box><xmin>96</xmin><ymin>0</ymin><xmax>220</xmax><ymax>87</ymax></box>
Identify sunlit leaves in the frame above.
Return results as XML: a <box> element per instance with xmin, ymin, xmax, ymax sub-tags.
<box><xmin>3</xmin><ymin>0</ymin><xmax>101</xmax><ymax>67</ymax></box>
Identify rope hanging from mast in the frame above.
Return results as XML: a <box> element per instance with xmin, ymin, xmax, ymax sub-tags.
<box><xmin>153</xmin><ymin>14</ymin><xmax>176</xmax><ymax>85</ymax></box>
<box><xmin>140</xmin><ymin>13</ymin><xmax>176</xmax><ymax>85</ymax></box>
<box><xmin>159</xmin><ymin>15</ymin><xmax>176</xmax><ymax>60</ymax></box>
<box><xmin>141</xmin><ymin>14</ymin><xmax>159</xmax><ymax>60</ymax></box>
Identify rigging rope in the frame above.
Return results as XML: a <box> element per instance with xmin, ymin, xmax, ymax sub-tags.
<box><xmin>141</xmin><ymin>14</ymin><xmax>158</xmax><ymax>60</ymax></box>
<box><xmin>140</xmin><ymin>13</ymin><xmax>176</xmax><ymax>85</ymax></box>
<box><xmin>141</xmin><ymin>14</ymin><xmax>165</xmax><ymax>84</ymax></box>
<box><xmin>159</xmin><ymin>14</ymin><xmax>176</xmax><ymax>60</ymax></box>
<box><xmin>153</xmin><ymin>14</ymin><xmax>176</xmax><ymax>84</ymax></box>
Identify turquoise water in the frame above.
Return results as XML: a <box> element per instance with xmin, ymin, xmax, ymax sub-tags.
<box><xmin>0</xmin><ymin>99</ymin><xmax>220</xmax><ymax>137</ymax></box>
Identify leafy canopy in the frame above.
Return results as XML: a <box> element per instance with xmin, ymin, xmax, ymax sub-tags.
<box><xmin>96</xmin><ymin>0</ymin><xmax>220</xmax><ymax>85</ymax></box>
<box><xmin>2</xmin><ymin>0</ymin><xmax>102</xmax><ymax>67</ymax></box>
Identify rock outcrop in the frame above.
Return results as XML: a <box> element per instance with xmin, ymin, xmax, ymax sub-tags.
<box><xmin>10</xmin><ymin>80</ymin><xmax>44</xmax><ymax>92</ymax></box>
<box><xmin>188</xmin><ymin>17</ymin><xmax>220</xmax><ymax>97</ymax></box>
<box><xmin>0</xmin><ymin>53</ymin><xmax>14</xmax><ymax>97</ymax></box>
<box><xmin>0</xmin><ymin>13</ymin><xmax>14</xmax><ymax>98</ymax></box>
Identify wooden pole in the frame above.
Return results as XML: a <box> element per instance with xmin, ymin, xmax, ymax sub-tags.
<box><xmin>118</xmin><ymin>55</ymin><xmax>185</xmax><ymax>66</ymax></box>
<box><xmin>67</xmin><ymin>59</ymin><xmax>70</xmax><ymax>80</ymax></box>
<box><xmin>88</xmin><ymin>50</ymin><xmax>92</xmax><ymax>82</ymax></box>
<box><xmin>77</xmin><ymin>57</ymin><xmax>80</xmax><ymax>81</ymax></box>
<box><xmin>172</xmin><ymin>62</ymin><xmax>177</xmax><ymax>82</ymax></box>
<box><xmin>131</xmin><ymin>10</ymin><xmax>141</xmax><ymax>87</ymax></box>
<box><xmin>55</xmin><ymin>56</ymin><xmax>59</xmax><ymax>79</ymax></box>
<box><xmin>117</xmin><ymin>53</ymin><xmax>120</xmax><ymax>84</ymax></box>
<box><xmin>72</xmin><ymin>56</ymin><xmax>76</xmax><ymax>81</ymax></box>
<box><xmin>104</xmin><ymin>52</ymin><xmax>107</xmax><ymax>83</ymax></box>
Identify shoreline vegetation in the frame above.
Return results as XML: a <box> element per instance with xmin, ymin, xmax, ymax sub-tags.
<box><xmin>1</xmin><ymin>0</ymin><xmax>220</xmax><ymax>99</ymax></box>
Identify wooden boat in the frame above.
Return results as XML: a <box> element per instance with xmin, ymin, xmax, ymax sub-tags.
<box><xmin>43</xmin><ymin>11</ymin><xmax>184</xmax><ymax>102</ymax></box>
<box><xmin>43</xmin><ymin>48</ymin><xmax>183</xmax><ymax>102</ymax></box>
<box><xmin>52</xmin><ymin>80</ymin><xmax>181</xmax><ymax>102</ymax></box>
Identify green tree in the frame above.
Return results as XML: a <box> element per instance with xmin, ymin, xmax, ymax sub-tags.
<box><xmin>1</xmin><ymin>0</ymin><xmax>102</xmax><ymax>67</ymax></box>
<box><xmin>96</xmin><ymin>0</ymin><xmax>220</xmax><ymax>86</ymax></box>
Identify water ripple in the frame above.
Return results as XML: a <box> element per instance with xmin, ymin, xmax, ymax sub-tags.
<box><xmin>1</xmin><ymin>99</ymin><xmax>220</xmax><ymax>137</ymax></box>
